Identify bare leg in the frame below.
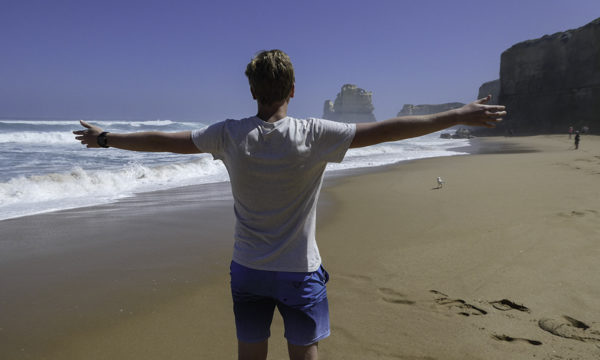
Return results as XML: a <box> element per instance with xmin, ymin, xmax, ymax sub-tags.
<box><xmin>287</xmin><ymin>342</ymin><xmax>318</xmax><ymax>360</ymax></box>
<box><xmin>238</xmin><ymin>340</ymin><xmax>268</xmax><ymax>360</ymax></box>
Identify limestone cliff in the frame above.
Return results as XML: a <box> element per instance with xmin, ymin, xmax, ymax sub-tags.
<box><xmin>491</xmin><ymin>17</ymin><xmax>600</xmax><ymax>135</ymax></box>
<box><xmin>397</xmin><ymin>102</ymin><xmax>464</xmax><ymax>117</ymax></box>
<box><xmin>477</xmin><ymin>80</ymin><xmax>500</xmax><ymax>105</ymax></box>
<box><xmin>322</xmin><ymin>84</ymin><xmax>376</xmax><ymax>123</ymax></box>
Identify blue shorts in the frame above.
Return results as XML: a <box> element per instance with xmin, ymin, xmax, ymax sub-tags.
<box><xmin>230</xmin><ymin>261</ymin><xmax>330</xmax><ymax>346</ymax></box>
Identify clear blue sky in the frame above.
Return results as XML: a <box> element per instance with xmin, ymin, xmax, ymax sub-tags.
<box><xmin>1</xmin><ymin>0</ymin><xmax>599</xmax><ymax>123</ymax></box>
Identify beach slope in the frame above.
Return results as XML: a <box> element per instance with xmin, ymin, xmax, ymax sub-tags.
<box><xmin>2</xmin><ymin>135</ymin><xmax>599</xmax><ymax>359</ymax></box>
<box><xmin>319</xmin><ymin>135</ymin><xmax>600</xmax><ymax>359</ymax></box>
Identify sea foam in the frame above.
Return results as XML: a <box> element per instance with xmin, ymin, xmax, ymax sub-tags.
<box><xmin>0</xmin><ymin>131</ymin><xmax>77</xmax><ymax>145</ymax></box>
<box><xmin>0</xmin><ymin>156</ymin><xmax>228</xmax><ymax>220</ymax></box>
<box><xmin>0</xmin><ymin>119</ymin><xmax>471</xmax><ymax>220</ymax></box>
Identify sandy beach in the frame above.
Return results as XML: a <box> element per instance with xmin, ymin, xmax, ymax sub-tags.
<box><xmin>2</xmin><ymin>134</ymin><xmax>600</xmax><ymax>359</ymax></box>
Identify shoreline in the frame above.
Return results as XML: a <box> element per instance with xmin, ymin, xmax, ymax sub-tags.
<box><xmin>0</xmin><ymin>138</ymin><xmax>488</xmax><ymax>359</ymax></box>
<box><xmin>0</xmin><ymin>133</ymin><xmax>469</xmax><ymax>223</ymax></box>
<box><xmin>2</xmin><ymin>135</ymin><xmax>599</xmax><ymax>359</ymax></box>
<box><xmin>318</xmin><ymin>135</ymin><xmax>600</xmax><ymax>359</ymax></box>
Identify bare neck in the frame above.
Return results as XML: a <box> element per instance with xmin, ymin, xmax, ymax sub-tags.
<box><xmin>256</xmin><ymin>100</ymin><xmax>289</xmax><ymax>123</ymax></box>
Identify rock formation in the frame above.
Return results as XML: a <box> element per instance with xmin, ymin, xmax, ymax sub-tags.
<box><xmin>322</xmin><ymin>100</ymin><xmax>335</xmax><ymax>120</ymax></box>
<box><xmin>477</xmin><ymin>80</ymin><xmax>500</xmax><ymax>105</ymax></box>
<box><xmin>397</xmin><ymin>102</ymin><xmax>464</xmax><ymax>117</ymax></box>
<box><xmin>440</xmin><ymin>128</ymin><xmax>474</xmax><ymax>139</ymax></box>
<box><xmin>478</xmin><ymin>17</ymin><xmax>600</xmax><ymax>135</ymax></box>
<box><xmin>322</xmin><ymin>84</ymin><xmax>376</xmax><ymax>123</ymax></box>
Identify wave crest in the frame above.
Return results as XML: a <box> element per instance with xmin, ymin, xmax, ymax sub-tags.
<box><xmin>0</xmin><ymin>157</ymin><xmax>227</xmax><ymax>220</ymax></box>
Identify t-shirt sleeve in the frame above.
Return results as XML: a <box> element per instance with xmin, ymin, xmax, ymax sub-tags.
<box><xmin>312</xmin><ymin>118</ymin><xmax>356</xmax><ymax>163</ymax></box>
<box><xmin>191</xmin><ymin>121</ymin><xmax>225</xmax><ymax>157</ymax></box>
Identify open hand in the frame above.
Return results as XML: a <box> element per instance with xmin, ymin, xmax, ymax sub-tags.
<box><xmin>456</xmin><ymin>95</ymin><xmax>506</xmax><ymax>128</ymax></box>
<box><xmin>73</xmin><ymin>120</ymin><xmax>104</xmax><ymax>148</ymax></box>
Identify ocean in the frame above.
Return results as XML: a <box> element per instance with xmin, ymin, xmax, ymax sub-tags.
<box><xmin>0</xmin><ymin>119</ymin><xmax>470</xmax><ymax>221</ymax></box>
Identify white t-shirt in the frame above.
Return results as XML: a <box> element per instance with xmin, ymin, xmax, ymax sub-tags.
<box><xmin>191</xmin><ymin>116</ymin><xmax>356</xmax><ymax>272</ymax></box>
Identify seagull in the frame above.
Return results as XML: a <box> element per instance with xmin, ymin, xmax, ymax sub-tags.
<box><xmin>437</xmin><ymin>177</ymin><xmax>445</xmax><ymax>189</ymax></box>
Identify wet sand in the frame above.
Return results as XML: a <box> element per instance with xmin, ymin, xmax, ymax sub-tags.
<box><xmin>1</xmin><ymin>135</ymin><xmax>599</xmax><ymax>359</ymax></box>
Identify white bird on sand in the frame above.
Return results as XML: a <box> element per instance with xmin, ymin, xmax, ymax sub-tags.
<box><xmin>436</xmin><ymin>177</ymin><xmax>445</xmax><ymax>188</ymax></box>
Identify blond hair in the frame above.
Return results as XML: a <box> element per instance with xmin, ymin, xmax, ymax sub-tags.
<box><xmin>245</xmin><ymin>49</ymin><xmax>295</xmax><ymax>105</ymax></box>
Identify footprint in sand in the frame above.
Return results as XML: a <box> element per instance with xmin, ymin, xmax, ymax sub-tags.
<box><xmin>489</xmin><ymin>299</ymin><xmax>530</xmax><ymax>313</ymax></box>
<box><xmin>557</xmin><ymin>209</ymin><xmax>599</xmax><ymax>218</ymax></box>
<box><xmin>430</xmin><ymin>290</ymin><xmax>487</xmax><ymax>316</ymax></box>
<box><xmin>491</xmin><ymin>334</ymin><xmax>542</xmax><ymax>346</ymax></box>
<box><xmin>538</xmin><ymin>315</ymin><xmax>600</xmax><ymax>343</ymax></box>
<box><xmin>487</xmin><ymin>300</ymin><xmax>543</xmax><ymax>346</ymax></box>
<box><xmin>378</xmin><ymin>288</ymin><xmax>415</xmax><ymax>305</ymax></box>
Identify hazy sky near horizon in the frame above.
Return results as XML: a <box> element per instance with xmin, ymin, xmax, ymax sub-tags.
<box><xmin>1</xmin><ymin>0</ymin><xmax>599</xmax><ymax>123</ymax></box>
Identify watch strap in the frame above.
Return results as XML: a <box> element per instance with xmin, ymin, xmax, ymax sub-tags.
<box><xmin>97</xmin><ymin>132</ymin><xmax>110</xmax><ymax>148</ymax></box>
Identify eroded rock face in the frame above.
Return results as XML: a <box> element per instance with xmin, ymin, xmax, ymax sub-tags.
<box><xmin>322</xmin><ymin>84</ymin><xmax>376</xmax><ymax>123</ymax></box>
<box><xmin>440</xmin><ymin>128</ymin><xmax>473</xmax><ymax>139</ymax></box>
<box><xmin>478</xmin><ymin>80</ymin><xmax>500</xmax><ymax>105</ymax></box>
<box><xmin>323</xmin><ymin>100</ymin><xmax>335</xmax><ymax>120</ymax></box>
<box><xmin>397</xmin><ymin>103</ymin><xmax>464</xmax><ymax>116</ymax></box>
<box><xmin>496</xmin><ymin>17</ymin><xmax>600</xmax><ymax>135</ymax></box>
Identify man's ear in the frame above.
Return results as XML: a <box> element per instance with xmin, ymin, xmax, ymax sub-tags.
<box><xmin>250</xmin><ymin>87</ymin><xmax>257</xmax><ymax>100</ymax></box>
<box><xmin>289</xmin><ymin>84</ymin><xmax>295</xmax><ymax>99</ymax></box>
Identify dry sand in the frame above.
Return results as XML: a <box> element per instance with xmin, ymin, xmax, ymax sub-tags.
<box><xmin>2</xmin><ymin>135</ymin><xmax>599</xmax><ymax>359</ymax></box>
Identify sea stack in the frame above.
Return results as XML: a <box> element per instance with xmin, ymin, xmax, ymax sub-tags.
<box><xmin>323</xmin><ymin>84</ymin><xmax>376</xmax><ymax>123</ymax></box>
<box><xmin>397</xmin><ymin>103</ymin><xmax>464</xmax><ymax>116</ymax></box>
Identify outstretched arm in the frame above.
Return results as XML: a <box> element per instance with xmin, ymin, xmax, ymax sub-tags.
<box><xmin>73</xmin><ymin>120</ymin><xmax>201</xmax><ymax>154</ymax></box>
<box><xmin>350</xmin><ymin>95</ymin><xmax>506</xmax><ymax>148</ymax></box>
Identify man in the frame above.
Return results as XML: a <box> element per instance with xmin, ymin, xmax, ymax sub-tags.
<box><xmin>74</xmin><ymin>49</ymin><xmax>506</xmax><ymax>360</ymax></box>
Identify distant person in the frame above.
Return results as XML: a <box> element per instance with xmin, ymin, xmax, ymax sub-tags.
<box><xmin>569</xmin><ymin>126</ymin><xmax>573</xmax><ymax>139</ymax></box>
<box><xmin>73</xmin><ymin>49</ymin><xmax>506</xmax><ymax>360</ymax></box>
<box><xmin>574</xmin><ymin>131</ymin><xmax>580</xmax><ymax>149</ymax></box>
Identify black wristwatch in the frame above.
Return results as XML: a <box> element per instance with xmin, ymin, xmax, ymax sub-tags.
<box><xmin>97</xmin><ymin>132</ymin><xmax>110</xmax><ymax>148</ymax></box>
